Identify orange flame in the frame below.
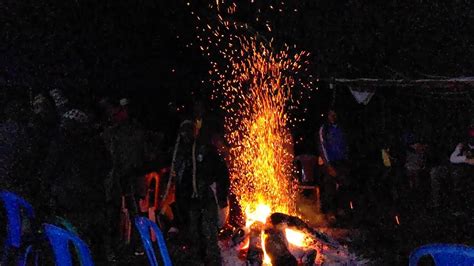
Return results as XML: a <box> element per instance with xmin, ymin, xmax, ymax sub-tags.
<box><xmin>285</xmin><ymin>228</ymin><xmax>313</xmax><ymax>247</ymax></box>
<box><xmin>193</xmin><ymin>1</ymin><xmax>311</xmax><ymax>264</ymax></box>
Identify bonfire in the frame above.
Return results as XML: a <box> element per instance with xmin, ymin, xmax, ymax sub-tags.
<box><xmin>191</xmin><ymin>1</ymin><xmax>362</xmax><ymax>264</ymax></box>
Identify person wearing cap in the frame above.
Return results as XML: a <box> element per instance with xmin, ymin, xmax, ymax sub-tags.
<box><xmin>101</xmin><ymin>98</ymin><xmax>147</xmax><ymax>260</ymax></box>
<box><xmin>49</xmin><ymin>89</ymin><xmax>70</xmax><ymax>115</ymax></box>
<box><xmin>112</xmin><ymin>98</ymin><xmax>130</xmax><ymax>124</ymax></box>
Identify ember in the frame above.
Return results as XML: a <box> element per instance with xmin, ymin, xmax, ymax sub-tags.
<box><xmin>194</xmin><ymin>1</ymin><xmax>312</xmax><ymax>263</ymax></box>
<box><xmin>221</xmin><ymin>41</ymin><xmax>309</xmax><ymax>264</ymax></box>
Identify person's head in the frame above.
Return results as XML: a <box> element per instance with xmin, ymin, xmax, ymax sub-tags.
<box><xmin>32</xmin><ymin>94</ymin><xmax>55</xmax><ymax>120</ymax></box>
<box><xmin>327</xmin><ymin>110</ymin><xmax>337</xmax><ymax>125</ymax></box>
<box><xmin>60</xmin><ymin>109</ymin><xmax>89</xmax><ymax>134</ymax></box>
<box><xmin>111</xmin><ymin>98</ymin><xmax>129</xmax><ymax>124</ymax></box>
<box><xmin>179</xmin><ymin>120</ymin><xmax>195</xmax><ymax>144</ymax></box>
<box><xmin>193</xmin><ymin>100</ymin><xmax>206</xmax><ymax>119</ymax></box>
<box><xmin>98</xmin><ymin>97</ymin><xmax>117</xmax><ymax>123</ymax></box>
<box><xmin>30</xmin><ymin>94</ymin><xmax>56</xmax><ymax>128</ymax></box>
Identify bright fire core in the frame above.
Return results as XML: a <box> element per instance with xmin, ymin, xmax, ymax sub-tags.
<box><xmin>198</xmin><ymin>2</ymin><xmax>311</xmax><ymax>263</ymax></box>
<box><xmin>219</xmin><ymin>41</ymin><xmax>308</xmax><ymax>264</ymax></box>
<box><xmin>222</xmin><ymin>41</ymin><xmax>306</xmax><ymax>220</ymax></box>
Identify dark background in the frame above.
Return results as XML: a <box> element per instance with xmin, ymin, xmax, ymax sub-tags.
<box><xmin>1</xmin><ymin>0</ymin><xmax>473</xmax><ymax>148</ymax></box>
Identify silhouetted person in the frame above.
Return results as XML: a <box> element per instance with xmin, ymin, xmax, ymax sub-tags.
<box><xmin>318</xmin><ymin>110</ymin><xmax>350</xmax><ymax>217</ymax></box>
<box><xmin>41</xmin><ymin>109</ymin><xmax>111</xmax><ymax>261</ymax></box>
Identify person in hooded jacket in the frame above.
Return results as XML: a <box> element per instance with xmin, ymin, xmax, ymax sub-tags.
<box><xmin>40</xmin><ymin>109</ymin><xmax>111</xmax><ymax>261</ymax></box>
<box><xmin>163</xmin><ymin>101</ymin><xmax>230</xmax><ymax>266</ymax></box>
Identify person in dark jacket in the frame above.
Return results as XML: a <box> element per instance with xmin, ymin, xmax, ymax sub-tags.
<box><xmin>164</xmin><ymin>101</ymin><xmax>229</xmax><ymax>265</ymax></box>
<box><xmin>101</xmin><ymin>98</ymin><xmax>147</xmax><ymax>260</ymax></box>
<box><xmin>26</xmin><ymin>94</ymin><xmax>58</xmax><ymax>202</ymax></box>
<box><xmin>41</xmin><ymin>109</ymin><xmax>111</xmax><ymax>261</ymax></box>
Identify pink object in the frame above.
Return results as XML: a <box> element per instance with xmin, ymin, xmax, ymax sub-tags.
<box><xmin>112</xmin><ymin>108</ymin><xmax>128</xmax><ymax>124</ymax></box>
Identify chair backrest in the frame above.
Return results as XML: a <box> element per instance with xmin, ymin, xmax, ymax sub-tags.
<box><xmin>135</xmin><ymin>217</ymin><xmax>172</xmax><ymax>266</ymax></box>
<box><xmin>295</xmin><ymin>154</ymin><xmax>317</xmax><ymax>183</ymax></box>
<box><xmin>145</xmin><ymin>172</ymin><xmax>161</xmax><ymax>210</ymax></box>
<box><xmin>18</xmin><ymin>245</ymin><xmax>39</xmax><ymax>266</ymax></box>
<box><xmin>0</xmin><ymin>191</ymin><xmax>35</xmax><ymax>248</ymax></box>
<box><xmin>409</xmin><ymin>244</ymin><xmax>474</xmax><ymax>266</ymax></box>
<box><xmin>44</xmin><ymin>224</ymin><xmax>94</xmax><ymax>266</ymax></box>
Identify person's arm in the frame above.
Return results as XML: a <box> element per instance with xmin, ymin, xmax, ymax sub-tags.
<box><xmin>319</xmin><ymin>125</ymin><xmax>338</xmax><ymax>176</ymax></box>
<box><xmin>450</xmin><ymin>143</ymin><xmax>467</xmax><ymax>164</ymax></box>
<box><xmin>318</xmin><ymin>125</ymin><xmax>330</xmax><ymax>164</ymax></box>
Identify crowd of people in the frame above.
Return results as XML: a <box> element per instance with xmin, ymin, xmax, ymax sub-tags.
<box><xmin>312</xmin><ymin>109</ymin><xmax>474</xmax><ymax>225</ymax></box>
<box><xmin>0</xmin><ymin>90</ymin><xmax>230</xmax><ymax>265</ymax></box>
<box><xmin>1</xmin><ymin>90</ymin><xmax>473</xmax><ymax>264</ymax></box>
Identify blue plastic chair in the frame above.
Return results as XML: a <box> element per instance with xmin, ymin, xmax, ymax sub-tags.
<box><xmin>0</xmin><ymin>191</ymin><xmax>35</xmax><ymax>264</ymax></box>
<box><xmin>44</xmin><ymin>224</ymin><xmax>94</xmax><ymax>266</ymax></box>
<box><xmin>18</xmin><ymin>244</ymin><xmax>39</xmax><ymax>266</ymax></box>
<box><xmin>0</xmin><ymin>191</ymin><xmax>35</xmax><ymax>248</ymax></box>
<box><xmin>409</xmin><ymin>244</ymin><xmax>474</xmax><ymax>266</ymax></box>
<box><xmin>135</xmin><ymin>217</ymin><xmax>172</xmax><ymax>266</ymax></box>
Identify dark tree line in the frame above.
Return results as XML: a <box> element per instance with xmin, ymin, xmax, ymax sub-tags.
<box><xmin>1</xmin><ymin>0</ymin><xmax>472</xmax><ymax>119</ymax></box>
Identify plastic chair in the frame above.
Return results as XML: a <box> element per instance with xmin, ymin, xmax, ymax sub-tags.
<box><xmin>144</xmin><ymin>172</ymin><xmax>161</xmax><ymax>212</ymax></box>
<box><xmin>44</xmin><ymin>224</ymin><xmax>94</xmax><ymax>266</ymax></box>
<box><xmin>135</xmin><ymin>217</ymin><xmax>172</xmax><ymax>266</ymax></box>
<box><xmin>0</xmin><ymin>191</ymin><xmax>35</xmax><ymax>248</ymax></box>
<box><xmin>140</xmin><ymin>172</ymin><xmax>161</xmax><ymax>241</ymax></box>
<box><xmin>295</xmin><ymin>154</ymin><xmax>317</xmax><ymax>184</ymax></box>
<box><xmin>409</xmin><ymin>244</ymin><xmax>474</xmax><ymax>266</ymax></box>
<box><xmin>0</xmin><ymin>191</ymin><xmax>35</xmax><ymax>264</ymax></box>
<box><xmin>18</xmin><ymin>244</ymin><xmax>39</xmax><ymax>266</ymax></box>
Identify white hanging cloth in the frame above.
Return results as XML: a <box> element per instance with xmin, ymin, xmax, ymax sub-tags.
<box><xmin>349</xmin><ymin>87</ymin><xmax>376</xmax><ymax>105</ymax></box>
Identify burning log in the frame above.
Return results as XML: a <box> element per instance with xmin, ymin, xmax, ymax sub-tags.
<box><xmin>246</xmin><ymin>222</ymin><xmax>264</xmax><ymax>266</ymax></box>
<box><xmin>269</xmin><ymin>213</ymin><xmax>308</xmax><ymax>229</ymax></box>
<box><xmin>231</xmin><ymin>227</ymin><xmax>247</xmax><ymax>247</ymax></box>
<box><xmin>264</xmin><ymin>228</ymin><xmax>297</xmax><ymax>266</ymax></box>
<box><xmin>301</xmin><ymin>249</ymin><xmax>317</xmax><ymax>266</ymax></box>
<box><xmin>269</xmin><ymin>213</ymin><xmax>340</xmax><ymax>248</ymax></box>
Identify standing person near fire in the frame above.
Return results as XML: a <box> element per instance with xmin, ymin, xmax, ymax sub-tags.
<box><xmin>318</xmin><ymin>110</ymin><xmax>350</xmax><ymax>217</ymax></box>
<box><xmin>162</xmin><ymin>100</ymin><xmax>229</xmax><ymax>265</ymax></box>
<box><xmin>101</xmin><ymin>98</ymin><xmax>147</xmax><ymax>260</ymax></box>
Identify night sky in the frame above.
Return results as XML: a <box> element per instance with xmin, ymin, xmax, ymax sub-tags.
<box><xmin>1</xmin><ymin>0</ymin><xmax>473</xmax><ymax>139</ymax></box>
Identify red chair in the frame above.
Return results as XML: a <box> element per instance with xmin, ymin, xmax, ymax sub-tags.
<box><xmin>139</xmin><ymin>172</ymin><xmax>162</xmax><ymax>241</ymax></box>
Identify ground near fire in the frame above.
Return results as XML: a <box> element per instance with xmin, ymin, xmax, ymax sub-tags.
<box><xmin>1</xmin><ymin>0</ymin><xmax>473</xmax><ymax>265</ymax></box>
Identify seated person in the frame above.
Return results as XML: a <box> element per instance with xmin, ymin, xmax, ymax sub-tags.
<box><xmin>449</xmin><ymin>127</ymin><xmax>474</xmax><ymax>190</ymax></box>
<box><xmin>430</xmin><ymin>127</ymin><xmax>474</xmax><ymax>207</ymax></box>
